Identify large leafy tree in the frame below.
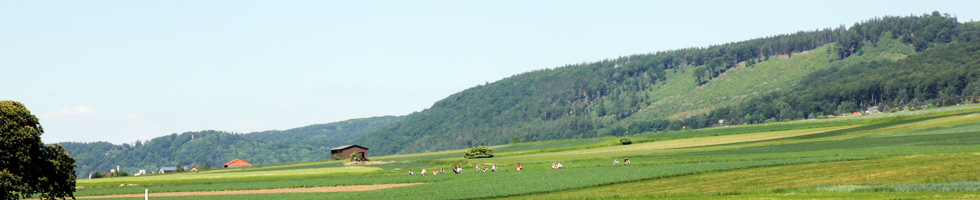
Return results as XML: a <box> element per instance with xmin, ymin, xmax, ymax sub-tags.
<box><xmin>1</xmin><ymin>101</ymin><xmax>76</xmax><ymax>200</ymax></box>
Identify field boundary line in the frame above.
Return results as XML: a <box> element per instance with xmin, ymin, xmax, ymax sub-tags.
<box><xmin>75</xmin><ymin>183</ymin><xmax>424</xmax><ymax>199</ymax></box>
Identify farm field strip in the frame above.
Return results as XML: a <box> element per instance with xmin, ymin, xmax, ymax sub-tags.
<box><xmin>651</xmin><ymin>111</ymin><xmax>980</xmax><ymax>158</ymax></box>
<box><xmin>77</xmin><ymin>166</ymin><xmax>382</xmax><ymax>186</ymax></box>
<box><xmin>138</xmin><ymin>157</ymin><xmax>864</xmax><ymax>200</ymax></box>
<box><xmin>510</xmin><ymin>126</ymin><xmax>850</xmax><ymax>158</ymax></box>
<box><xmin>76</xmin><ymin>183</ymin><xmax>424</xmax><ymax>199</ymax></box>
<box><xmin>814</xmin><ymin>181</ymin><xmax>980</xmax><ymax>193</ymax></box>
<box><xmin>862</xmin><ymin>114</ymin><xmax>980</xmax><ymax>138</ymax></box>
<box><xmin>500</xmin><ymin>153</ymin><xmax>980</xmax><ymax>199</ymax></box>
<box><xmin>830</xmin><ymin>113</ymin><xmax>980</xmax><ymax>139</ymax></box>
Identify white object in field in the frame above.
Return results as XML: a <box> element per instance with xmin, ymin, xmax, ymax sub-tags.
<box><xmin>145</xmin><ymin>188</ymin><xmax>148</xmax><ymax>200</ymax></box>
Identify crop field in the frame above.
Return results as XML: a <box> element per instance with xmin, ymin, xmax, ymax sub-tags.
<box><xmin>72</xmin><ymin>105</ymin><xmax>980</xmax><ymax>199</ymax></box>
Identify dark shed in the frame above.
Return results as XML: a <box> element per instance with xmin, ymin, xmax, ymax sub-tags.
<box><xmin>331</xmin><ymin>145</ymin><xmax>369</xmax><ymax>160</ymax></box>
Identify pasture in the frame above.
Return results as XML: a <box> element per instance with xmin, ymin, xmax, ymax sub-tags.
<box><xmin>73</xmin><ymin>105</ymin><xmax>980</xmax><ymax>199</ymax></box>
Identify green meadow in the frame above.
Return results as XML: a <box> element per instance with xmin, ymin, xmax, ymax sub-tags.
<box><xmin>73</xmin><ymin>105</ymin><xmax>980</xmax><ymax>199</ymax></box>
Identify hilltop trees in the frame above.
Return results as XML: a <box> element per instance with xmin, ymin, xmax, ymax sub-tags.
<box><xmin>1</xmin><ymin>101</ymin><xmax>76</xmax><ymax>200</ymax></box>
<box><xmin>356</xmin><ymin>12</ymin><xmax>980</xmax><ymax>156</ymax></box>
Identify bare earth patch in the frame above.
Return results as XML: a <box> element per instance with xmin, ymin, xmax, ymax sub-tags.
<box><xmin>76</xmin><ymin>183</ymin><xmax>423</xmax><ymax>199</ymax></box>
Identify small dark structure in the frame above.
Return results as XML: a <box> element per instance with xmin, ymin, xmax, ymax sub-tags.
<box><xmin>331</xmin><ymin>145</ymin><xmax>369</xmax><ymax>160</ymax></box>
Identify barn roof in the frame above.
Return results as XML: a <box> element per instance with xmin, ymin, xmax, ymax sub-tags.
<box><xmin>331</xmin><ymin>145</ymin><xmax>369</xmax><ymax>151</ymax></box>
<box><xmin>224</xmin><ymin>159</ymin><xmax>252</xmax><ymax>166</ymax></box>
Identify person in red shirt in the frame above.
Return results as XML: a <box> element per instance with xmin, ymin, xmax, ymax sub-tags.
<box><xmin>516</xmin><ymin>163</ymin><xmax>522</xmax><ymax>171</ymax></box>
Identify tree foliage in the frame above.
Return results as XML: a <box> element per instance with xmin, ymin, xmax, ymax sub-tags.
<box><xmin>619</xmin><ymin>138</ymin><xmax>632</xmax><ymax>145</ymax></box>
<box><xmin>349</xmin><ymin>152</ymin><xmax>368</xmax><ymax>162</ymax></box>
<box><xmin>463</xmin><ymin>146</ymin><xmax>493</xmax><ymax>159</ymax></box>
<box><xmin>1</xmin><ymin>101</ymin><xmax>76</xmax><ymax>200</ymax></box>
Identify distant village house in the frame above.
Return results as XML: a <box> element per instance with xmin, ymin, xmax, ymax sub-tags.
<box><xmin>224</xmin><ymin>159</ymin><xmax>253</xmax><ymax>168</ymax></box>
<box><xmin>866</xmin><ymin>106</ymin><xmax>879</xmax><ymax>114</ymax></box>
<box><xmin>331</xmin><ymin>145</ymin><xmax>369</xmax><ymax>160</ymax></box>
<box><xmin>159</xmin><ymin>166</ymin><xmax>177</xmax><ymax>174</ymax></box>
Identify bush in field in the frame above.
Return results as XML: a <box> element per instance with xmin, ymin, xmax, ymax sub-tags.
<box><xmin>619</xmin><ymin>138</ymin><xmax>632</xmax><ymax>145</ymax></box>
<box><xmin>349</xmin><ymin>152</ymin><xmax>369</xmax><ymax>162</ymax></box>
<box><xmin>115</xmin><ymin>170</ymin><xmax>130</xmax><ymax>177</ymax></box>
<box><xmin>464</xmin><ymin>146</ymin><xmax>493</xmax><ymax>159</ymax></box>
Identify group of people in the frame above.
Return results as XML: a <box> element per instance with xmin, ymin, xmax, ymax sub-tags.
<box><xmin>409</xmin><ymin>161</ymin><xmax>587</xmax><ymax>176</ymax></box>
<box><xmin>474</xmin><ymin>164</ymin><xmax>499</xmax><ymax>172</ymax></box>
<box><xmin>412</xmin><ymin>163</ymin><xmax>528</xmax><ymax>176</ymax></box>
<box><xmin>407</xmin><ymin>168</ymin><xmax>447</xmax><ymax>175</ymax></box>
<box><xmin>613</xmin><ymin>157</ymin><xmax>631</xmax><ymax>165</ymax></box>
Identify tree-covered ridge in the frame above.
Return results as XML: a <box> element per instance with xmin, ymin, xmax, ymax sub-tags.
<box><xmin>61</xmin><ymin>116</ymin><xmax>401</xmax><ymax>177</ymax></box>
<box><xmin>681</xmin><ymin>42</ymin><xmax>980</xmax><ymax>129</ymax></box>
<box><xmin>247</xmin><ymin>116</ymin><xmax>403</xmax><ymax>143</ymax></box>
<box><xmin>357</xmin><ymin>12</ymin><xmax>980</xmax><ymax>156</ymax></box>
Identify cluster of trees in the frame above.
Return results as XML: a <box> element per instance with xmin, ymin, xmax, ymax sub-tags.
<box><xmin>1</xmin><ymin>101</ymin><xmax>76</xmax><ymax>200</ymax></box>
<box><xmin>463</xmin><ymin>146</ymin><xmax>493</xmax><ymax>159</ymax></box>
<box><xmin>680</xmin><ymin>42</ymin><xmax>980</xmax><ymax>129</ymax></box>
<box><xmin>357</xmin><ymin>12</ymin><xmax>977</xmax><ymax>156</ymax></box>
<box><xmin>62</xmin><ymin>116</ymin><xmax>400</xmax><ymax>178</ymax></box>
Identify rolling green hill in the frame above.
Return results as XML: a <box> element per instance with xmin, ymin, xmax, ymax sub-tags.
<box><xmin>68</xmin><ymin>105</ymin><xmax>980</xmax><ymax>199</ymax></box>
<box><xmin>61</xmin><ymin>116</ymin><xmax>402</xmax><ymax>177</ymax></box>
<box><xmin>357</xmin><ymin>12</ymin><xmax>980</xmax><ymax>156</ymax></box>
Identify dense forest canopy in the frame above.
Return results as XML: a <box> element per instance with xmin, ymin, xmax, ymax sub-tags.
<box><xmin>61</xmin><ymin>116</ymin><xmax>401</xmax><ymax>177</ymax></box>
<box><xmin>356</xmin><ymin>12</ymin><xmax>980</xmax><ymax>156</ymax></box>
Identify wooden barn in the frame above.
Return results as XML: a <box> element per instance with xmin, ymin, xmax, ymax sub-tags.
<box><xmin>331</xmin><ymin>145</ymin><xmax>369</xmax><ymax>160</ymax></box>
<box><xmin>223</xmin><ymin>159</ymin><xmax>253</xmax><ymax>168</ymax></box>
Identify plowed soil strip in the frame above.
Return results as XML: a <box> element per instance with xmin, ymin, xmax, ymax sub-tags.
<box><xmin>76</xmin><ymin>183</ymin><xmax>423</xmax><ymax>199</ymax></box>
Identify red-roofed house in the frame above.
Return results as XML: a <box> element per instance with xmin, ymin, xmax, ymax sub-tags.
<box><xmin>224</xmin><ymin>159</ymin><xmax>253</xmax><ymax>168</ymax></box>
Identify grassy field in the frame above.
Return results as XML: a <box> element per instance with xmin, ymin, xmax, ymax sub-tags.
<box><xmin>72</xmin><ymin>105</ymin><xmax>980</xmax><ymax>199</ymax></box>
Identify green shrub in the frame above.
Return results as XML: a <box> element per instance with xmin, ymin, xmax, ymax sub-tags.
<box><xmin>619</xmin><ymin>138</ymin><xmax>632</xmax><ymax>145</ymax></box>
<box><xmin>464</xmin><ymin>146</ymin><xmax>493</xmax><ymax>159</ymax></box>
<box><xmin>349</xmin><ymin>152</ymin><xmax>369</xmax><ymax>162</ymax></box>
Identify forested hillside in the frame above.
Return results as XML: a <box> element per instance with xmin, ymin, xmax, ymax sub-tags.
<box><xmin>682</xmin><ymin>42</ymin><xmax>980</xmax><ymax>129</ymax></box>
<box><xmin>357</xmin><ymin>12</ymin><xmax>980</xmax><ymax>156</ymax></box>
<box><xmin>62</xmin><ymin>116</ymin><xmax>401</xmax><ymax>177</ymax></box>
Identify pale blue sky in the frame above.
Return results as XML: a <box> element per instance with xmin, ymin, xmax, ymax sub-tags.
<box><xmin>2</xmin><ymin>1</ymin><xmax>978</xmax><ymax>144</ymax></box>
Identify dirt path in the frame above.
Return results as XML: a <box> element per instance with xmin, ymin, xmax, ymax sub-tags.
<box><xmin>76</xmin><ymin>183</ymin><xmax>423</xmax><ymax>199</ymax></box>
